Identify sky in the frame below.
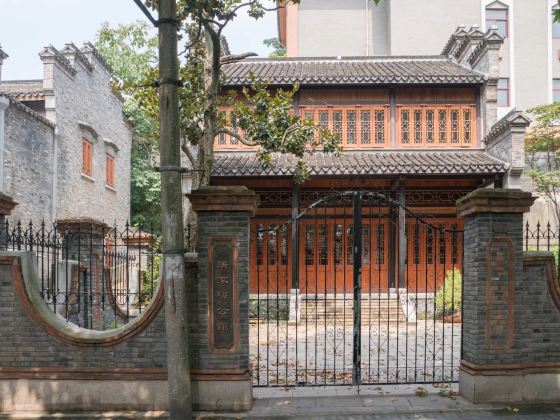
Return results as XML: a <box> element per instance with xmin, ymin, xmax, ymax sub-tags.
<box><xmin>0</xmin><ymin>0</ymin><xmax>277</xmax><ymax>81</ymax></box>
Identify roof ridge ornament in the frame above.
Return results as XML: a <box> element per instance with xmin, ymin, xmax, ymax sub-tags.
<box><xmin>483</xmin><ymin>109</ymin><xmax>531</xmax><ymax>146</ymax></box>
<box><xmin>0</xmin><ymin>44</ymin><xmax>8</xmax><ymax>61</ymax></box>
<box><xmin>39</xmin><ymin>45</ymin><xmax>77</xmax><ymax>77</ymax></box>
<box><xmin>61</xmin><ymin>42</ymin><xmax>95</xmax><ymax>73</ymax></box>
<box><xmin>467</xmin><ymin>25</ymin><xmax>504</xmax><ymax>67</ymax></box>
<box><xmin>441</xmin><ymin>24</ymin><xmax>468</xmax><ymax>57</ymax></box>
<box><xmin>454</xmin><ymin>24</ymin><xmax>486</xmax><ymax>62</ymax></box>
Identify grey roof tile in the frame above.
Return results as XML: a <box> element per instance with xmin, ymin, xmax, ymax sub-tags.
<box><xmin>212</xmin><ymin>150</ymin><xmax>508</xmax><ymax>178</ymax></box>
<box><xmin>222</xmin><ymin>56</ymin><xmax>486</xmax><ymax>86</ymax></box>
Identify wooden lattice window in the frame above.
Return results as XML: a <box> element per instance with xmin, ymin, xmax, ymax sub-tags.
<box><xmin>305</xmin><ymin>225</ymin><xmax>314</xmax><ymax>266</ymax></box>
<box><xmin>300</xmin><ymin>106</ymin><xmax>389</xmax><ymax>148</ymax></box>
<box><xmin>279</xmin><ymin>225</ymin><xmax>289</xmax><ymax>266</ymax></box>
<box><xmin>397</xmin><ymin>105</ymin><xmax>476</xmax><ymax>148</ymax></box>
<box><xmin>256</xmin><ymin>225</ymin><xmax>264</xmax><ymax>266</ymax></box>
<box><xmin>439</xmin><ymin>225</ymin><xmax>446</xmax><ymax>264</ymax></box>
<box><xmin>318</xmin><ymin>224</ymin><xmax>328</xmax><ymax>266</ymax></box>
<box><xmin>375</xmin><ymin>224</ymin><xmax>385</xmax><ymax>265</ymax></box>
<box><xmin>213</xmin><ymin>109</ymin><xmax>253</xmax><ymax>150</ymax></box>
<box><xmin>400</xmin><ymin>109</ymin><xmax>410</xmax><ymax>145</ymax></box>
<box><xmin>427</xmin><ymin>226</ymin><xmax>434</xmax><ymax>265</ymax></box>
<box><xmin>268</xmin><ymin>226</ymin><xmax>277</xmax><ymax>265</ymax></box>
<box><xmin>334</xmin><ymin>224</ymin><xmax>343</xmax><ymax>265</ymax></box>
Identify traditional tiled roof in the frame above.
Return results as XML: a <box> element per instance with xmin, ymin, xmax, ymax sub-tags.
<box><xmin>0</xmin><ymin>92</ymin><xmax>54</xmax><ymax>128</ymax></box>
<box><xmin>212</xmin><ymin>150</ymin><xmax>508</xmax><ymax>178</ymax></box>
<box><xmin>222</xmin><ymin>56</ymin><xmax>486</xmax><ymax>86</ymax></box>
<box><xmin>483</xmin><ymin>109</ymin><xmax>531</xmax><ymax>145</ymax></box>
<box><xmin>0</xmin><ymin>80</ymin><xmax>44</xmax><ymax>100</ymax></box>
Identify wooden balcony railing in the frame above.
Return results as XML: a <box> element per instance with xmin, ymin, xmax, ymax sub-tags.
<box><xmin>301</xmin><ymin>106</ymin><xmax>389</xmax><ymax>149</ymax></box>
<box><xmin>214</xmin><ymin>105</ymin><xmax>477</xmax><ymax>151</ymax></box>
<box><xmin>396</xmin><ymin>105</ymin><xmax>476</xmax><ymax>148</ymax></box>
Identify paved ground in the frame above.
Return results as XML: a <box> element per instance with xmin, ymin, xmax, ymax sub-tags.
<box><xmin>250</xmin><ymin>321</ymin><xmax>461</xmax><ymax>386</ymax></box>
<box><xmin>5</xmin><ymin>385</ymin><xmax>559</xmax><ymax>419</ymax></box>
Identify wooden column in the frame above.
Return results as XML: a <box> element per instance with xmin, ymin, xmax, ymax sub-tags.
<box><xmin>398</xmin><ymin>181</ymin><xmax>406</xmax><ymax>289</ymax></box>
<box><xmin>291</xmin><ymin>183</ymin><xmax>299</xmax><ymax>290</ymax></box>
<box><xmin>389</xmin><ymin>88</ymin><xmax>396</xmax><ymax>148</ymax></box>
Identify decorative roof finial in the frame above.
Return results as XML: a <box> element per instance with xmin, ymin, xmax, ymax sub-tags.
<box><xmin>0</xmin><ymin>44</ymin><xmax>8</xmax><ymax>61</ymax></box>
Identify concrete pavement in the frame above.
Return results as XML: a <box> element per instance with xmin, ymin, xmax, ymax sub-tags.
<box><xmin>1</xmin><ymin>384</ymin><xmax>559</xmax><ymax>419</ymax></box>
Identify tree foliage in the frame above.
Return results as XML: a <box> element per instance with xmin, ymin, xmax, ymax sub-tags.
<box><xmin>99</xmin><ymin>1</ymin><xmax>387</xmax><ymax>226</ymax></box>
<box><xmin>525</xmin><ymin>103</ymin><xmax>560</xmax><ymax>222</ymax></box>
<box><xmin>263</xmin><ymin>37</ymin><xmax>286</xmax><ymax>57</ymax></box>
<box><xmin>95</xmin><ymin>22</ymin><xmax>161</xmax><ymax>229</ymax></box>
<box><xmin>136</xmin><ymin>0</ymin><xmax>343</xmax><ymax>190</ymax></box>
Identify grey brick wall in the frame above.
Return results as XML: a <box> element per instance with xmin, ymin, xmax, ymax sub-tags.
<box><xmin>462</xmin><ymin>211</ymin><xmax>560</xmax><ymax>366</ymax></box>
<box><xmin>192</xmin><ymin>212</ymin><xmax>250</xmax><ymax>372</ymax></box>
<box><xmin>42</xmin><ymin>45</ymin><xmax>132</xmax><ymax>226</ymax></box>
<box><xmin>3</xmin><ymin>103</ymin><xmax>55</xmax><ymax>224</ymax></box>
<box><xmin>0</xmin><ymin>259</ymin><xmax>167</xmax><ymax>369</ymax></box>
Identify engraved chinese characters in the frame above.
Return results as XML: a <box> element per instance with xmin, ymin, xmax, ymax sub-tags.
<box><xmin>485</xmin><ymin>238</ymin><xmax>515</xmax><ymax>350</ymax></box>
<box><xmin>209</xmin><ymin>238</ymin><xmax>238</xmax><ymax>352</ymax></box>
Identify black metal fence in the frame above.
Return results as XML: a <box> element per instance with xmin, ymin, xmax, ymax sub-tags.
<box><xmin>0</xmin><ymin>220</ymin><xmax>162</xmax><ymax>331</ymax></box>
<box><xmin>250</xmin><ymin>191</ymin><xmax>463</xmax><ymax>387</ymax></box>
<box><xmin>524</xmin><ymin>220</ymin><xmax>560</xmax><ymax>267</ymax></box>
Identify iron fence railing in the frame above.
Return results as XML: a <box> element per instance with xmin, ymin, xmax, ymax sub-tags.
<box><xmin>0</xmin><ymin>220</ymin><xmax>164</xmax><ymax>331</ymax></box>
<box><xmin>250</xmin><ymin>191</ymin><xmax>463</xmax><ymax>387</ymax></box>
<box><xmin>524</xmin><ymin>221</ymin><xmax>560</xmax><ymax>272</ymax></box>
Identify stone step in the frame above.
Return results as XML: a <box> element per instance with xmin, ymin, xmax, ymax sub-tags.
<box><xmin>299</xmin><ymin>297</ymin><xmax>407</xmax><ymax>323</ymax></box>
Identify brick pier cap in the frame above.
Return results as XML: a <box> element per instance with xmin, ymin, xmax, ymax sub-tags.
<box><xmin>187</xmin><ymin>186</ymin><xmax>260</xmax><ymax>216</ymax></box>
<box><xmin>0</xmin><ymin>191</ymin><xmax>17</xmax><ymax>216</ymax></box>
<box><xmin>456</xmin><ymin>188</ymin><xmax>535</xmax><ymax>218</ymax></box>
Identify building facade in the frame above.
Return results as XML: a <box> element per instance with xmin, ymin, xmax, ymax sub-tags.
<box><xmin>209</xmin><ymin>26</ymin><xmax>528</xmax><ymax>295</ymax></box>
<box><xmin>0</xmin><ymin>43</ymin><xmax>132</xmax><ymax>226</ymax></box>
<box><xmin>278</xmin><ymin>0</ymin><xmax>558</xmax><ymax>116</ymax></box>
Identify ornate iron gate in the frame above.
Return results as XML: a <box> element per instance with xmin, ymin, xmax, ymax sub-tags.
<box><xmin>250</xmin><ymin>191</ymin><xmax>463</xmax><ymax>387</ymax></box>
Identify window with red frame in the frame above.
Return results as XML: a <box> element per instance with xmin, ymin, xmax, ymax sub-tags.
<box><xmin>82</xmin><ymin>139</ymin><xmax>93</xmax><ymax>176</ymax></box>
<box><xmin>497</xmin><ymin>78</ymin><xmax>510</xmax><ymax>107</ymax></box>
<box><xmin>486</xmin><ymin>8</ymin><xmax>508</xmax><ymax>38</ymax></box>
<box><xmin>106</xmin><ymin>154</ymin><xmax>115</xmax><ymax>188</ymax></box>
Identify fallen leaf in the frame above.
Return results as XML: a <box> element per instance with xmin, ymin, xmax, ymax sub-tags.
<box><xmin>415</xmin><ymin>387</ymin><xmax>429</xmax><ymax>397</ymax></box>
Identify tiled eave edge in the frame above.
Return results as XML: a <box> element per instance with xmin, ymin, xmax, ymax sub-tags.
<box><xmin>0</xmin><ymin>92</ymin><xmax>55</xmax><ymax>128</ymax></box>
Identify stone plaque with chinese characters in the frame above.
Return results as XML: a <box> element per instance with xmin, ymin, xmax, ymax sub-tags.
<box><xmin>485</xmin><ymin>237</ymin><xmax>515</xmax><ymax>350</ymax></box>
<box><xmin>208</xmin><ymin>238</ymin><xmax>238</xmax><ymax>353</ymax></box>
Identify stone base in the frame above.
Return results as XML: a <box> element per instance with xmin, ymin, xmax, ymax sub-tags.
<box><xmin>192</xmin><ymin>379</ymin><xmax>253</xmax><ymax>411</ymax></box>
<box><xmin>0</xmin><ymin>378</ymin><xmax>254</xmax><ymax>412</ymax></box>
<box><xmin>0</xmin><ymin>379</ymin><xmax>168</xmax><ymax>412</ymax></box>
<box><xmin>460</xmin><ymin>370</ymin><xmax>560</xmax><ymax>404</ymax></box>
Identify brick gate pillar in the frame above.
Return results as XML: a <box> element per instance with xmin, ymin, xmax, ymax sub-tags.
<box><xmin>456</xmin><ymin>189</ymin><xmax>560</xmax><ymax>403</ymax></box>
<box><xmin>0</xmin><ymin>192</ymin><xmax>17</xmax><ymax>248</ymax></box>
<box><xmin>187</xmin><ymin>186</ymin><xmax>259</xmax><ymax>411</ymax></box>
<box><xmin>56</xmin><ymin>217</ymin><xmax>108</xmax><ymax>330</ymax></box>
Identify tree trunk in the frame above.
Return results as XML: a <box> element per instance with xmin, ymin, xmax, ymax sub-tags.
<box><xmin>158</xmin><ymin>0</ymin><xmax>192</xmax><ymax>418</ymax></box>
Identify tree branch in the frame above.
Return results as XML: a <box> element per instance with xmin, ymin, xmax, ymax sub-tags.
<box><xmin>181</xmin><ymin>138</ymin><xmax>196</xmax><ymax>166</ymax></box>
<box><xmin>221</xmin><ymin>52</ymin><xmax>258</xmax><ymax>64</ymax></box>
<box><xmin>179</xmin><ymin>23</ymin><xmax>203</xmax><ymax>55</ymax></box>
<box><xmin>216</xmin><ymin>128</ymin><xmax>257</xmax><ymax>146</ymax></box>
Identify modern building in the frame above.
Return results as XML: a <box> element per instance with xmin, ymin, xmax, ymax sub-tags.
<box><xmin>0</xmin><ymin>43</ymin><xmax>132</xmax><ymax>226</ymax></box>
<box><xmin>210</xmin><ymin>26</ymin><xmax>528</xmax><ymax>295</ymax></box>
<box><xmin>278</xmin><ymin>0</ymin><xmax>559</xmax><ymax>117</ymax></box>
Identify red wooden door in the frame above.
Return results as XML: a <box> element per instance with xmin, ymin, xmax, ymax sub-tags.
<box><xmin>250</xmin><ymin>222</ymin><xmax>291</xmax><ymax>294</ymax></box>
<box><xmin>404</xmin><ymin>219</ymin><xmax>463</xmax><ymax>293</ymax></box>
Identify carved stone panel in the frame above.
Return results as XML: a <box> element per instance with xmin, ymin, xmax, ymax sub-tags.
<box><xmin>485</xmin><ymin>237</ymin><xmax>515</xmax><ymax>351</ymax></box>
<box><xmin>208</xmin><ymin>238</ymin><xmax>239</xmax><ymax>353</ymax></box>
